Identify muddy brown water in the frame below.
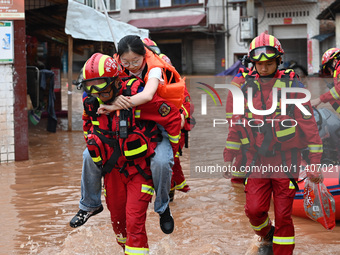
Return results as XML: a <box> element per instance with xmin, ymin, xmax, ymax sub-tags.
<box><xmin>1</xmin><ymin>76</ymin><xmax>340</xmax><ymax>255</ymax></box>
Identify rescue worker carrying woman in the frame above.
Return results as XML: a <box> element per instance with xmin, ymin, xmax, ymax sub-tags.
<box><xmin>224</xmin><ymin>32</ymin><xmax>323</xmax><ymax>255</ymax></box>
<box><xmin>80</xmin><ymin>53</ymin><xmax>158</xmax><ymax>254</ymax></box>
<box><xmin>70</xmin><ymin>36</ymin><xmax>183</xmax><ymax>235</ymax></box>
<box><xmin>98</xmin><ymin>35</ymin><xmax>185</xmax><ymax>233</ymax></box>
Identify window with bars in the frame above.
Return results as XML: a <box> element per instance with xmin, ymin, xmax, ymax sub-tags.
<box><xmin>136</xmin><ymin>0</ymin><xmax>160</xmax><ymax>9</ymax></box>
<box><xmin>172</xmin><ymin>0</ymin><xmax>198</xmax><ymax>5</ymax></box>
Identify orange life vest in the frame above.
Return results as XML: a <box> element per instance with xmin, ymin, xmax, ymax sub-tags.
<box><xmin>143</xmin><ymin>48</ymin><xmax>185</xmax><ymax>109</ymax></box>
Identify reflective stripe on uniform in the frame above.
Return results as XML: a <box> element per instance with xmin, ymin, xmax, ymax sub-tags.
<box><xmin>240</xmin><ymin>137</ymin><xmax>249</xmax><ymax>145</ymax></box>
<box><xmin>175</xmin><ymin>151</ymin><xmax>180</xmax><ymax>158</ymax></box>
<box><xmin>226</xmin><ymin>141</ymin><xmax>241</xmax><ymax>150</ymax></box>
<box><xmin>182</xmin><ymin>105</ymin><xmax>189</xmax><ymax>118</ymax></box>
<box><xmin>92</xmin><ymin>155</ymin><xmax>102</xmax><ymax>163</ymax></box>
<box><xmin>125</xmin><ymin>245</ymin><xmax>149</xmax><ymax>255</ymax></box>
<box><xmin>273</xmin><ymin>236</ymin><xmax>295</xmax><ymax>245</ymax></box>
<box><xmin>92</xmin><ymin>120</ymin><xmax>100</xmax><ymax>126</ymax></box>
<box><xmin>276</xmin><ymin>126</ymin><xmax>295</xmax><ymax>137</ymax></box>
<box><xmin>124</xmin><ymin>144</ymin><xmax>148</xmax><ymax>157</ymax></box>
<box><xmin>232</xmin><ymin>171</ymin><xmax>246</xmax><ymax>178</ymax></box>
<box><xmin>116</xmin><ymin>235</ymin><xmax>127</xmax><ymax>244</ymax></box>
<box><xmin>141</xmin><ymin>184</ymin><xmax>154</xmax><ymax>196</ymax></box>
<box><xmin>289</xmin><ymin>181</ymin><xmax>295</xmax><ymax>189</ymax></box>
<box><xmin>250</xmin><ymin>216</ymin><xmax>270</xmax><ymax>231</ymax></box>
<box><xmin>226</xmin><ymin>112</ymin><xmax>233</xmax><ymax>119</ymax></box>
<box><xmin>135</xmin><ymin>110</ymin><xmax>141</xmax><ymax>118</ymax></box>
<box><xmin>308</xmin><ymin>144</ymin><xmax>323</xmax><ymax>153</ymax></box>
<box><xmin>330</xmin><ymin>87</ymin><xmax>340</xmax><ymax>100</ymax></box>
<box><xmin>127</xmin><ymin>78</ymin><xmax>137</xmax><ymax>86</ymax></box>
<box><xmin>168</xmin><ymin>133</ymin><xmax>180</xmax><ymax>144</ymax></box>
<box><xmin>175</xmin><ymin>180</ymin><xmax>187</xmax><ymax>190</ymax></box>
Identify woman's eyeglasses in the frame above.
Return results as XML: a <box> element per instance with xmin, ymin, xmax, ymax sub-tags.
<box><xmin>121</xmin><ymin>58</ymin><xmax>142</xmax><ymax>67</ymax></box>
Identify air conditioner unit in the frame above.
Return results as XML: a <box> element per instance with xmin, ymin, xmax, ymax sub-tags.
<box><xmin>240</xmin><ymin>17</ymin><xmax>256</xmax><ymax>40</ymax></box>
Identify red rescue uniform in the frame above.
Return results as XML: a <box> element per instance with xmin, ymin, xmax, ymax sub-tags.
<box><xmin>225</xmin><ymin>69</ymin><xmax>323</xmax><ymax>255</ymax></box>
<box><xmin>320</xmin><ymin>60</ymin><xmax>340</xmax><ymax>114</ymax></box>
<box><xmin>82</xmin><ymin>77</ymin><xmax>182</xmax><ymax>254</ymax></box>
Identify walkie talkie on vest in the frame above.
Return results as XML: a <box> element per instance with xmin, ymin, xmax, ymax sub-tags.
<box><xmin>119</xmin><ymin>110</ymin><xmax>129</xmax><ymax>138</ymax></box>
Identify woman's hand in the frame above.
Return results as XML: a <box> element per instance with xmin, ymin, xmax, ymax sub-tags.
<box><xmin>113</xmin><ymin>95</ymin><xmax>134</xmax><ymax>110</ymax></box>
<box><xmin>97</xmin><ymin>95</ymin><xmax>133</xmax><ymax>114</ymax></box>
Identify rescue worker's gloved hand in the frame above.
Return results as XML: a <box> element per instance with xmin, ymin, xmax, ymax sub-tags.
<box><xmin>306</xmin><ymin>165</ymin><xmax>324</xmax><ymax>184</ymax></box>
<box><xmin>84</xmin><ymin>96</ymin><xmax>100</xmax><ymax>117</ymax></box>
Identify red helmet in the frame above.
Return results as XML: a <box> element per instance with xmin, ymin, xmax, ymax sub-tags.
<box><xmin>321</xmin><ymin>48</ymin><xmax>340</xmax><ymax>73</ymax></box>
<box><xmin>143</xmin><ymin>38</ymin><xmax>157</xmax><ymax>47</ymax></box>
<box><xmin>82</xmin><ymin>53</ymin><xmax>120</xmax><ymax>94</ymax></box>
<box><xmin>159</xmin><ymin>53</ymin><xmax>172</xmax><ymax>65</ymax></box>
<box><xmin>142</xmin><ymin>38</ymin><xmax>161</xmax><ymax>54</ymax></box>
<box><xmin>248</xmin><ymin>32</ymin><xmax>284</xmax><ymax>62</ymax></box>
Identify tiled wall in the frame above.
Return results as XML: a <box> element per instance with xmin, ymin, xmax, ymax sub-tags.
<box><xmin>0</xmin><ymin>64</ymin><xmax>14</xmax><ymax>163</ymax></box>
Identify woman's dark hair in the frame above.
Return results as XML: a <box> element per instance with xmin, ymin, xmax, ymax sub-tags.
<box><xmin>118</xmin><ymin>35</ymin><xmax>146</xmax><ymax>57</ymax></box>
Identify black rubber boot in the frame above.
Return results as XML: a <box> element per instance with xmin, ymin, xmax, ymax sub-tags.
<box><xmin>159</xmin><ymin>205</ymin><xmax>174</xmax><ymax>234</ymax></box>
<box><xmin>258</xmin><ymin>226</ymin><xmax>275</xmax><ymax>255</ymax></box>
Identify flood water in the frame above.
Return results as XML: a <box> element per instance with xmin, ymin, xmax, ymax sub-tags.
<box><xmin>1</xmin><ymin>75</ymin><xmax>340</xmax><ymax>255</ymax></box>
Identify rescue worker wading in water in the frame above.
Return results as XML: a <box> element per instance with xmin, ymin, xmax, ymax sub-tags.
<box><xmin>70</xmin><ymin>36</ymin><xmax>183</xmax><ymax>235</ymax></box>
<box><xmin>79</xmin><ymin>53</ymin><xmax>159</xmax><ymax>254</ymax></box>
<box><xmin>224</xmin><ymin>32</ymin><xmax>323</xmax><ymax>255</ymax></box>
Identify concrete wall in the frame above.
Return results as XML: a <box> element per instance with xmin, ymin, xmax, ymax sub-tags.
<box><xmin>257</xmin><ymin>3</ymin><xmax>320</xmax><ymax>74</ymax></box>
<box><xmin>0</xmin><ymin>65</ymin><xmax>15</xmax><ymax>162</ymax></box>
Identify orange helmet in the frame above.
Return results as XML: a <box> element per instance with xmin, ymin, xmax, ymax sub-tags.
<box><xmin>248</xmin><ymin>32</ymin><xmax>284</xmax><ymax>62</ymax></box>
<box><xmin>82</xmin><ymin>53</ymin><xmax>120</xmax><ymax>94</ymax></box>
<box><xmin>142</xmin><ymin>38</ymin><xmax>161</xmax><ymax>54</ymax></box>
<box><xmin>321</xmin><ymin>48</ymin><xmax>340</xmax><ymax>74</ymax></box>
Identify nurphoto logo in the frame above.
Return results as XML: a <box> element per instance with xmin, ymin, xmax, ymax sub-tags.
<box><xmin>196</xmin><ymin>82</ymin><xmax>223</xmax><ymax>115</ymax></box>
